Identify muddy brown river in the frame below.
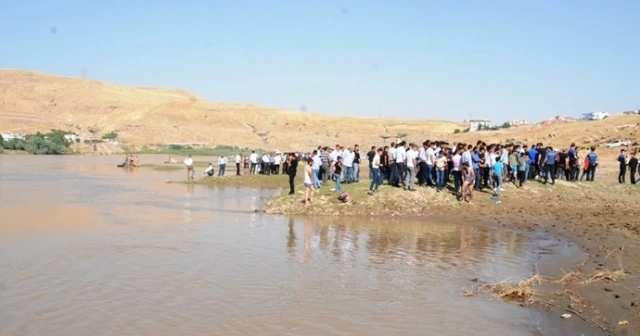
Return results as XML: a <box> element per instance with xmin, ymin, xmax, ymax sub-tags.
<box><xmin>0</xmin><ymin>155</ymin><xmax>584</xmax><ymax>335</ymax></box>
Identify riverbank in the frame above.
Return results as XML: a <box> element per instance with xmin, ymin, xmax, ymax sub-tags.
<box><xmin>262</xmin><ymin>176</ymin><xmax>640</xmax><ymax>335</ymax></box>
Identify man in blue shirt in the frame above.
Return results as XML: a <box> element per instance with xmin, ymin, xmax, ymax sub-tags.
<box><xmin>618</xmin><ymin>149</ymin><xmax>628</xmax><ymax>183</ymax></box>
<box><xmin>542</xmin><ymin>146</ymin><xmax>557</xmax><ymax>185</ymax></box>
<box><xmin>586</xmin><ymin>147</ymin><xmax>598</xmax><ymax>181</ymax></box>
<box><xmin>528</xmin><ymin>145</ymin><xmax>538</xmax><ymax>180</ymax></box>
<box><xmin>471</xmin><ymin>147</ymin><xmax>481</xmax><ymax>190</ymax></box>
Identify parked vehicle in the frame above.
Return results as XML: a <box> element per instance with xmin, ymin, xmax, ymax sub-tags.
<box><xmin>605</xmin><ymin>140</ymin><xmax>631</xmax><ymax>148</ymax></box>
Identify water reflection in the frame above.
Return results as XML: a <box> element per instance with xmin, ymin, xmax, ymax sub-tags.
<box><xmin>289</xmin><ymin>217</ymin><xmax>528</xmax><ymax>275</ymax></box>
<box><xmin>0</xmin><ymin>155</ymin><xmax>566</xmax><ymax>336</ymax></box>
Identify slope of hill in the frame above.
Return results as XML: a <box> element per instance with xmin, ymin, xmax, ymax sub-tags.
<box><xmin>0</xmin><ymin>70</ymin><xmax>465</xmax><ymax>150</ymax></box>
<box><xmin>445</xmin><ymin>115</ymin><xmax>640</xmax><ymax>152</ymax></box>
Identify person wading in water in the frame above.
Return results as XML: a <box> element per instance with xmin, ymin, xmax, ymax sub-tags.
<box><xmin>184</xmin><ymin>155</ymin><xmax>195</xmax><ymax>180</ymax></box>
<box><xmin>286</xmin><ymin>153</ymin><xmax>298</xmax><ymax>195</ymax></box>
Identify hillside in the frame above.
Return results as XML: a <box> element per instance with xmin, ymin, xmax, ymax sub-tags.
<box><xmin>0</xmin><ymin>70</ymin><xmax>464</xmax><ymax>150</ymax></box>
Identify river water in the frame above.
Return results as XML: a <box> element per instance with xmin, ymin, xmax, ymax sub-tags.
<box><xmin>0</xmin><ymin>155</ymin><xmax>582</xmax><ymax>335</ymax></box>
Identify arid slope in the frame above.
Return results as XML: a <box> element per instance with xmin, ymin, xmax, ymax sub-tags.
<box><xmin>0</xmin><ymin>69</ymin><xmax>464</xmax><ymax>150</ymax></box>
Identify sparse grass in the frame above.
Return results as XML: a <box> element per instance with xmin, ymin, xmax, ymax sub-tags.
<box><xmin>182</xmin><ymin>172</ymin><xmax>301</xmax><ymax>189</ymax></box>
<box><xmin>139</xmin><ymin>164</ymin><xmax>183</xmax><ymax>171</ymax></box>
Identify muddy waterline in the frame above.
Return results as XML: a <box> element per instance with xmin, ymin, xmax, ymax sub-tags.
<box><xmin>0</xmin><ymin>155</ymin><xmax>583</xmax><ymax>335</ymax></box>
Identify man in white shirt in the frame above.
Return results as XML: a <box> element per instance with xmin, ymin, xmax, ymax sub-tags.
<box><xmin>418</xmin><ymin>142</ymin><xmax>428</xmax><ymax>186</ymax></box>
<box><xmin>218</xmin><ymin>156</ymin><xmax>227</xmax><ymax>176</ymax></box>
<box><xmin>312</xmin><ymin>150</ymin><xmax>322</xmax><ymax>188</ymax></box>
<box><xmin>205</xmin><ymin>162</ymin><xmax>215</xmax><ymax>176</ymax></box>
<box><xmin>395</xmin><ymin>141</ymin><xmax>407</xmax><ymax>186</ymax></box>
<box><xmin>404</xmin><ymin>143</ymin><xmax>417</xmax><ymax>191</ymax></box>
<box><xmin>235</xmin><ymin>153</ymin><xmax>242</xmax><ymax>175</ymax></box>
<box><xmin>262</xmin><ymin>153</ymin><xmax>270</xmax><ymax>175</ymax></box>
<box><xmin>343</xmin><ymin>148</ymin><xmax>354</xmax><ymax>182</ymax></box>
<box><xmin>249</xmin><ymin>151</ymin><xmax>258</xmax><ymax>175</ymax></box>
<box><xmin>184</xmin><ymin>155</ymin><xmax>195</xmax><ymax>180</ymax></box>
<box><xmin>389</xmin><ymin>142</ymin><xmax>398</xmax><ymax>186</ymax></box>
<box><xmin>274</xmin><ymin>153</ymin><xmax>282</xmax><ymax>175</ymax></box>
<box><xmin>425</xmin><ymin>143</ymin><xmax>435</xmax><ymax>187</ymax></box>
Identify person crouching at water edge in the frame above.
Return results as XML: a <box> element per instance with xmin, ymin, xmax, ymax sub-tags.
<box><xmin>286</xmin><ymin>153</ymin><xmax>298</xmax><ymax>195</ymax></box>
<box><xmin>303</xmin><ymin>158</ymin><xmax>315</xmax><ymax>206</ymax></box>
<box><xmin>184</xmin><ymin>155</ymin><xmax>195</xmax><ymax>180</ymax></box>
<box><xmin>460</xmin><ymin>162</ymin><xmax>475</xmax><ymax>203</ymax></box>
<box><xmin>204</xmin><ymin>162</ymin><xmax>215</xmax><ymax>177</ymax></box>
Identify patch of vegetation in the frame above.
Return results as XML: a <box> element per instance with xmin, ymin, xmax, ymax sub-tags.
<box><xmin>139</xmin><ymin>164</ymin><xmax>183</xmax><ymax>172</ymax></box>
<box><xmin>2</xmin><ymin>129</ymin><xmax>76</xmax><ymax>154</ymax></box>
<box><xmin>134</xmin><ymin>144</ymin><xmax>261</xmax><ymax>157</ymax></box>
<box><xmin>102</xmin><ymin>131</ymin><xmax>118</xmax><ymax>140</ymax></box>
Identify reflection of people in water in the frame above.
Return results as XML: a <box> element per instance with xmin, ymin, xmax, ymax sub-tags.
<box><xmin>205</xmin><ymin>162</ymin><xmax>215</xmax><ymax>176</ymax></box>
<box><xmin>301</xmin><ymin>221</ymin><xmax>314</xmax><ymax>264</ymax></box>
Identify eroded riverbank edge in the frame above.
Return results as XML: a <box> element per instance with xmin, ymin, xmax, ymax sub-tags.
<box><xmin>179</xmin><ymin>174</ymin><xmax>640</xmax><ymax>335</ymax></box>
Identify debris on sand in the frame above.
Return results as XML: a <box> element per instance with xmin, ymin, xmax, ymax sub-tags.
<box><xmin>580</xmin><ymin>270</ymin><xmax>626</xmax><ymax>285</ymax></box>
<box><xmin>463</xmin><ymin>274</ymin><xmax>545</xmax><ymax>304</ymax></box>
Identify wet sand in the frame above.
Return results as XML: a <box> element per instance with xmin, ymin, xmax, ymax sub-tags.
<box><xmin>0</xmin><ymin>155</ymin><xmax>601</xmax><ymax>335</ymax></box>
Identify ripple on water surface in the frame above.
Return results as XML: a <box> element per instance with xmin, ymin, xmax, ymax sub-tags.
<box><xmin>0</xmin><ymin>156</ymin><xmax>573</xmax><ymax>335</ymax></box>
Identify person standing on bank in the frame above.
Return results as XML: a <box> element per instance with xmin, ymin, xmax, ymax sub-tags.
<box><xmin>628</xmin><ymin>152</ymin><xmax>638</xmax><ymax>185</ymax></box>
<box><xmin>618</xmin><ymin>149</ymin><xmax>628</xmax><ymax>184</ymax></box>
<box><xmin>287</xmin><ymin>153</ymin><xmax>298</xmax><ymax>195</ymax></box>
<box><xmin>235</xmin><ymin>152</ymin><xmax>242</xmax><ymax>175</ymax></box>
<box><xmin>218</xmin><ymin>156</ymin><xmax>227</xmax><ymax>176</ymax></box>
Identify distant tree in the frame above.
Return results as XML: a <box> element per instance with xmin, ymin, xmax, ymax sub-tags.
<box><xmin>501</xmin><ymin>122</ymin><xmax>511</xmax><ymax>129</ymax></box>
<box><xmin>102</xmin><ymin>131</ymin><xmax>118</xmax><ymax>140</ymax></box>
<box><xmin>0</xmin><ymin>133</ymin><xmax>4</xmax><ymax>149</ymax></box>
<box><xmin>453</xmin><ymin>129</ymin><xmax>461</xmax><ymax>134</ymax></box>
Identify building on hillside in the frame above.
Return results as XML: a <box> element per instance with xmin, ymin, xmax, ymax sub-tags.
<box><xmin>508</xmin><ymin>119</ymin><xmax>527</xmax><ymax>127</ymax></box>
<box><xmin>468</xmin><ymin>119</ymin><xmax>491</xmax><ymax>132</ymax></box>
<box><xmin>622</xmin><ymin>110</ymin><xmax>640</xmax><ymax>115</ymax></box>
<box><xmin>581</xmin><ymin>112</ymin><xmax>609</xmax><ymax>121</ymax></box>
<box><xmin>1</xmin><ymin>133</ymin><xmax>26</xmax><ymax>141</ymax></box>
<box><xmin>64</xmin><ymin>134</ymin><xmax>79</xmax><ymax>143</ymax></box>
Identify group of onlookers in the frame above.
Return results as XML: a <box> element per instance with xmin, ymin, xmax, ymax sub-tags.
<box><xmin>181</xmin><ymin>140</ymin><xmax>638</xmax><ymax>203</ymax></box>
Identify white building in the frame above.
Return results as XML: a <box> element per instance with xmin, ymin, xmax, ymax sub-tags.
<box><xmin>508</xmin><ymin>119</ymin><xmax>527</xmax><ymax>127</ymax></box>
<box><xmin>468</xmin><ymin>119</ymin><xmax>491</xmax><ymax>132</ymax></box>
<box><xmin>64</xmin><ymin>134</ymin><xmax>79</xmax><ymax>142</ymax></box>
<box><xmin>581</xmin><ymin>112</ymin><xmax>610</xmax><ymax>121</ymax></box>
<box><xmin>1</xmin><ymin>133</ymin><xmax>26</xmax><ymax>141</ymax></box>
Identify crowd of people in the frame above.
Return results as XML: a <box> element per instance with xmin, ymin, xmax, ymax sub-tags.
<box><xmin>177</xmin><ymin>141</ymin><xmax>638</xmax><ymax>203</ymax></box>
<box><xmin>295</xmin><ymin>141</ymin><xmax>638</xmax><ymax>204</ymax></box>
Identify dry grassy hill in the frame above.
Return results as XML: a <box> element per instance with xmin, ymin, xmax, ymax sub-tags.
<box><xmin>447</xmin><ymin>116</ymin><xmax>640</xmax><ymax>151</ymax></box>
<box><xmin>0</xmin><ymin>70</ymin><xmax>464</xmax><ymax>150</ymax></box>
<box><xmin>1</xmin><ymin>69</ymin><xmax>638</xmax><ymax>154</ymax></box>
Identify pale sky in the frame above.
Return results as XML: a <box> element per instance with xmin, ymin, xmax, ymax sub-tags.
<box><xmin>1</xmin><ymin>0</ymin><xmax>639</xmax><ymax>123</ymax></box>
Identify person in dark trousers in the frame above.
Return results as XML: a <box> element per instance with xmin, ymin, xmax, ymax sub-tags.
<box><xmin>517</xmin><ymin>152</ymin><xmax>527</xmax><ymax>187</ymax></box>
<box><xmin>628</xmin><ymin>152</ymin><xmax>638</xmax><ymax>184</ymax></box>
<box><xmin>367</xmin><ymin>146</ymin><xmax>376</xmax><ymax>179</ymax></box>
<box><xmin>618</xmin><ymin>149</ymin><xmax>628</xmax><ymax>183</ymax></box>
<box><xmin>286</xmin><ymin>153</ymin><xmax>298</xmax><ymax>195</ymax></box>
<box><xmin>542</xmin><ymin>146</ymin><xmax>556</xmax><ymax>185</ymax></box>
